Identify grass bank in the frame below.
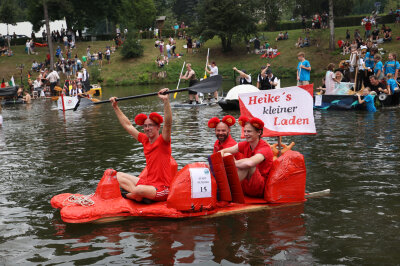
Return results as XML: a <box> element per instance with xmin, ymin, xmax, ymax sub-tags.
<box><xmin>0</xmin><ymin>23</ymin><xmax>399</xmax><ymax>88</ymax></box>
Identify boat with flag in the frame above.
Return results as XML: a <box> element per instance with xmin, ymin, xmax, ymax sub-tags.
<box><xmin>51</xmin><ymin>83</ymin><xmax>329</xmax><ymax>224</ymax></box>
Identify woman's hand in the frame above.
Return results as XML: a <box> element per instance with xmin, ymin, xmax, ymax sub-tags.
<box><xmin>109</xmin><ymin>97</ymin><xmax>118</xmax><ymax>108</ymax></box>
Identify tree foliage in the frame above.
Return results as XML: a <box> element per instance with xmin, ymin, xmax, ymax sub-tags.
<box><xmin>196</xmin><ymin>0</ymin><xmax>258</xmax><ymax>52</ymax></box>
<box><xmin>172</xmin><ymin>0</ymin><xmax>199</xmax><ymax>25</ymax></box>
<box><xmin>121</xmin><ymin>33</ymin><xmax>144</xmax><ymax>59</ymax></box>
<box><xmin>292</xmin><ymin>0</ymin><xmax>354</xmax><ymax>17</ymax></box>
<box><xmin>260</xmin><ymin>0</ymin><xmax>293</xmax><ymax>30</ymax></box>
<box><xmin>118</xmin><ymin>0</ymin><xmax>156</xmax><ymax>30</ymax></box>
<box><xmin>0</xmin><ymin>0</ymin><xmax>18</xmax><ymax>26</ymax></box>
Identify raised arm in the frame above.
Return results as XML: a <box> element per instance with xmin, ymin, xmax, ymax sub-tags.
<box><xmin>159</xmin><ymin>88</ymin><xmax>172</xmax><ymax>142</ymax></box>
<box><xmin>110</xmin><ymin>97</ymin><xmax>140</xmax><ymax>140</ymax></box>
<box><xmin>233</xmin><ymin>67</ymin><xmax>250</xmax><ymax>79</ymax></box>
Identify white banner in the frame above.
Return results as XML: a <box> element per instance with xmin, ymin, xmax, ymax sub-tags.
<box><xmin>57</xmin><ymin>96</ymin><xmax>79</xmax><ymax>111</ymax></box>
<box><xmin>238</xmin><ymin>85</ymin><xmax>316</xmax><ymax>137</ymax></box>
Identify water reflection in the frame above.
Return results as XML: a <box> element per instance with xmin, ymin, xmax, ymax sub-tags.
<box><xmin>46</xmin><ymin>204</ymin><xmax>308</xmax><ymax>265</ymax></box>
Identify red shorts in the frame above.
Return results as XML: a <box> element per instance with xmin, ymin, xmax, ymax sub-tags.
<box><xmin>241</xmin><ymin>169</ymin><xmax>266</xmax><ymax>198</ymax></box>
<box><xmin>136</xmin><ymin>179</ymin><xmax>169</xmax><ymax>201</ymax></box>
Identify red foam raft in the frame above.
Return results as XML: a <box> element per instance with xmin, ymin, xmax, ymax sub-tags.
<box><xmin>51</xmin><ymin>150</ymin><xmax>307</xmax><ymax>223</ymax></box>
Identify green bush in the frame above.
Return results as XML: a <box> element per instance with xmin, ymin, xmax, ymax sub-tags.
<box><xmin>121</xmin><ymin>34</ymin><xmax>144</xmax><ymax>59</ymax></box>
<box><xmin>89</xmin><ymin>67</ymin><xmax>103</xmax><ymax>83</ymax></box>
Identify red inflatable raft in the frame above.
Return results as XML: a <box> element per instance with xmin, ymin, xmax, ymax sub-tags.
<box><xmin>51</xmin><ymin>150</ymin><xmax>329</xmax><ymax>223</ymax></box>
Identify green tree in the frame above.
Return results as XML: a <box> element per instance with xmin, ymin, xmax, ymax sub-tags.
<box><xmin>292</xmin><ymin>0</ymin><xmax>354</xmax><ymax>17</ymax></box>
<box><xmin>0</xmin><ymin>0</ymin><xmax>18</xmax><ymax>47</ymax></box>
<box><xmin>260</xmin><ymin>0</ymin><xmax>293</xmax><ymax>30</ymax></box>
<box><xmin>172</xmin><ymin>0</ymin><xmax>199</xmax><ymax>25</ymax></box>
<box><xmin>196</xmin><ymin>0</ymin><xmax>258</xmax><ymax>52</ymax></box>
<box><xmin>119</xmin><ymin>0</ymin><xmax>156</xmax><ymax>30</ymax></box>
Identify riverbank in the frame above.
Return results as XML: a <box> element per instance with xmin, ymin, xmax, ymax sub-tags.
<box><xmin>0</xmin><ymin>23</ymin><xmax>399</xmax><ymax>88</ymax></box>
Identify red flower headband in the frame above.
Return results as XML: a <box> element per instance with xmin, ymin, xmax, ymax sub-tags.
<box><xmin>238</xmin><ymin>116</ymin><xmax>264</xmax><ymax>130</ymax></box>
<box><xmin>134</xmin><ymin>112</ymin><xmax>163</xmax><ymax>126</ymax></box>
<box><xmin>207</xmin><ymin>115</ymin><xmax>236</xmax><ymax>128</ymax></box>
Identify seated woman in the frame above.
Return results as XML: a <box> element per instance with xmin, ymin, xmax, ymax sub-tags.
<box><xmin>275</xmin><ymin>32</ymin><xmax>284</xmax><ymax>41</ymax></box>
<box><xmin>283</xmin><ymin>32</ymin><xmax>288</xmax><ymax>40</ymax></box>
<box><xmin>383</xmin><ymin>29</ymin><xmax>392</xmax><ymax>42</ymax></box>
<box><xmin>219</xmin><ymin>116</ymin><xmax>273</xmax><ymax>198</ymax></box>
<box><xmin>343</xmin><ymin>41</ymin><xmax>350</xmax><ymax>54</ymax></box>
<box><xmin>295</xmin><ymin>37</ymin><xmax>303</xmax><ymax>48</ymax></box>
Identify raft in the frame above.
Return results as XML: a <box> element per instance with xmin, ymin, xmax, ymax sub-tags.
<box><xmin>51</xmin><ymin>150</ymin><xmax>330</xmax><ymax>224</ymax></box>
<box><xmin>314</xmin><ymin>91</ymin><xmax>400</xmax><ymax>110</ymax></box>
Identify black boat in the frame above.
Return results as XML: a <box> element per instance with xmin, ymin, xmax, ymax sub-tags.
<box><xmin>314</xmin><ymin>91</ymin><xmax>400</xmax><ymax>110</ymax></box>
<box><xmin>0</xmin><ymin>86</ymin><xmax>18</xmax><ymax>97</ymax></box>
<box><xmin>218</xmin><ymin>84</ymin><xmax>260</xmax><ymax>111</ymax></box>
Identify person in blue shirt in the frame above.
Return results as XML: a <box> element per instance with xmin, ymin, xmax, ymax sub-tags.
<box><xmin>297</xmin><ymin>52</ymin><xmax>311</xmax><ymax>85</ymax></box>
<box><xmin>386</xmin><ymin>74</ymin><xmax>399</xmax><ymax>94</ymax></box>
<box><xmin>383</xmin><ymin>53</ymin><xmax>400</xmax><ymax>80</ymax></box>
<box><xmin>373</xmin><ymin>54</ymin><xmax>384</xmax><ymax>80</ymax></box>
<box><xmin>55</xmin><ymin>46</ymin><xmax>61</xmax><ymax>58</ymax></box>
<box><xmin>357</xmin><ymin>88</ymin><xmax>376</xmax><ymax>112</ymax></box>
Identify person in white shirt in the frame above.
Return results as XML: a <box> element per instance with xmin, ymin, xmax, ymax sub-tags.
<box><xmin>105</xmin><ymin>48</ymin><xmax>111</xmax><ymax>64</ymax></box>
<box><xmin>46</xmin><ymin>70</ymin><xmax>60</xmax><ymax>95</ymax></box>
<box><xmin>33</xmin><ymin>76</ymin><xmax>43</xmax><ymax>94</ymax></box>
<box><xmin>205</xmin><ymin>61</ymin><xmax>219</xmax><ymax>100</ymax></box>
<box><xmin>166</xmin><ymin>43</ymin><xmax>171</xmax><ymax>58</ymax></box>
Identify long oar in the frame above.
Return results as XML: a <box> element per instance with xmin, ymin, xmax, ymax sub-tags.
<box><xmin>92</xmin><ymin>75</ymin><xmax>222</xmax><ymax>105</ymax></box>
<box><xmin>173</xmin><ymin>61</ymin><xmax>186</xmax><ymax>99</ymax></box>
<box><xmin>203</xmin><ymin>48</ymin><xmax>210</xmax><ymax>79</ymax></box>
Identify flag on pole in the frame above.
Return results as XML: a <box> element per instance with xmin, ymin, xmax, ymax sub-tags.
<box><xmin>8</xmin><ymin>76</ymin><xmax>15</xmax><ymax>87</ymax></box>
<box><xmin>1</xmin><ymin>78</ymin><xmax>6</xmax><ymax>88</ymax></box>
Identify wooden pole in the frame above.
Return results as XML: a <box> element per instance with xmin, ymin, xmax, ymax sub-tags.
<box><xmin>277</xmin><ymin>136</ymin><xmax>282</xmax><ymax>157</ymax></box>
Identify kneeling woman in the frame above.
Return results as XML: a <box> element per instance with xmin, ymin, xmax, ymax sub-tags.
<box><xmin>219</xmin><ymin>116</ymin><xmax>273</xmax><ymax>197</ymax></box>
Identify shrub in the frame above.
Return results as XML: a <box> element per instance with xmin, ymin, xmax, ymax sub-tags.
<box><xmin>121</xmin><ymin>34</ymin><xmax>144</xmax><ymax>59</ymax></box>
<box><xmin>89</xmin><ymin>67</ymin><xmax>103</xmax><ymax>83</ymax></box>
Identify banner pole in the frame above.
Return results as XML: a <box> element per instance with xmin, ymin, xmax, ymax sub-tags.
<box><xmin>277</xmin><ymin>136</ymin><xmax>282</xmax><ymax>157</ymax></box>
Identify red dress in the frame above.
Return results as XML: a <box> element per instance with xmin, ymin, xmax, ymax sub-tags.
<box><xmin>238</xmin><ymin>140</ymin><xmax>273</xmax><ymax>197</ymax></box>
<box><xmin>136</xmin><ymin>133</ymin><xmax>172</xmax><ymax>192</ymax></box>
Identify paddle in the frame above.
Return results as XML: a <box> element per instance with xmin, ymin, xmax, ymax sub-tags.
<box><xmin>203</xmin><ymin>48</ymin><xmax>210</xmax><ymax>79</ymax></box>
<box><xmin>92</xmin><ymin>75</ymin><xmax>223</xmax><ymax>105</ymax></box>
<box><xmin>173</xmin><ymin>61</ymin><xmax>186</xmax><ymax>99</ymax></box>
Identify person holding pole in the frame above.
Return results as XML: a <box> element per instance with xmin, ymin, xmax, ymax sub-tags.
<box><xmin>109</xmin><ymin>88</ymin><xmax>173</xmax><ymax>202</ymax></box>
<box><xmin>180</xmin><ymin>63</ymin><xmax>200</xmax><ymax>104</ymax></box>
<box><xmin>205</xmin><ymin>61</ymin><xmax>219</xmax><ymax>101</ymax></box>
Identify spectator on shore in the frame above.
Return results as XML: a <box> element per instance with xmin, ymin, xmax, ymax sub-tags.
<box><xmin>276</xmin><ymin>32</ymin><xmax>284</xmax><ymax>41</ymax></box>
<box><xmin>297</xmin><ymin>52</ymin><xmax>311</xmax><ymax>86</ymax></box>
<box><xmin>186</xmin><ymin>36</ymin><xmax>193</xmax><ymax>54</ymax></box>
<box><xmin>106</xmin><ymin>47</ymin><xmax>111</xmax><ymax>64</ymax></box>
<box><xmin>365</xmin><ymin>19</ymin><xmax>372</xmax><ymax>39</ymax></box>
<box><xmin>383</xmin><ymin>26</ymin><xmax>392</xmax><ymax>42</ymax></box>
<box><xmin>47</xmin><ymin>69</ymin><xmax>60</xmax><ymax>96</ymax></box>
<box><xmin>159</xmin><ymin>39</ymin><xmax>164</xmax><ymax>55</ymax></box>
<box><xmin>296</xmin><ymin>37</ymin><xmax>303</xmax><ymax>48</ymax></box>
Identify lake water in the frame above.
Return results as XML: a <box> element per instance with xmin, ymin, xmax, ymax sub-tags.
<box><xmin>0</xmin><ymin>82</ymin><xmax>399</xmax><ymax>264</ymax></box>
